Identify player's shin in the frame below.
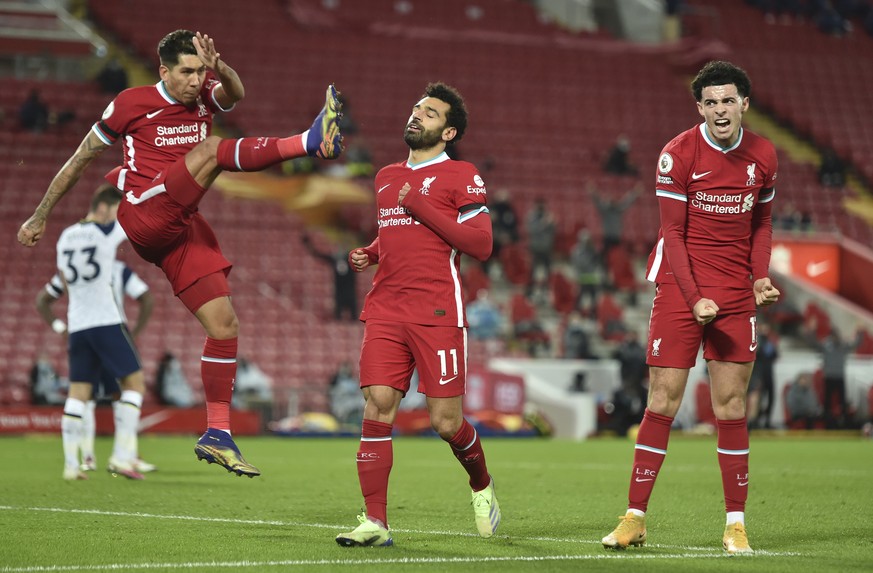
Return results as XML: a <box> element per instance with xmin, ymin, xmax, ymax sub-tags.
<box><xmin>447</xmin><ymin>419</ymin><xmax>490</xmax><ymax>491</ymax></box>
<box><xmin>716</xmin><ymin>418</ymin><xmax>750</xmax><ymax>517</ymax></box>
<box><xmin>112</xmin><ymin>390</ymin><xmax>143</xmax><ymax>463</ymax></box>
<box><xmin>62</xmin><ymin>398</ymin><xmax>86</xmax><ymax>471</ymax></box>
<box><xmin>357</xmin><ymin>419</ymin><xmax>393</xmax><ymax>526</ymax></box>
<box><xmin>627</xmin><ymin>409</ymin><xmax>673</xmax><ymax>512</ymax></box>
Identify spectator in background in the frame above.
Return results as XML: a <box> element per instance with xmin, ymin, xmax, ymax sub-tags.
<box><xmin>775</xmin><ymin>202</ymin><xmax>814</xmax><ymax>232</ymax></box>
<box><xmin>569</xmin><ymin>228</ymin><xmax>602</xmax><ymax>317</ymax></box>
<box><xmin>818</xmin><ymin>147</ymin><xmax>846</xmax><ymax>188</ymax></box>
<box><xmin>155</xmin><ymin>352</ymin><xmax>195</xmax><ymax>408</ymax></box>
<box><xmin>329</xmin><ymin>361</ymin><xmax>364</xmax><ymax>426</ymax></box>
<box><xmin>488</xmin><ymin>188</ymin><xmax>520</xmax><ymax>274</ymax></box>
<box><xmin>232</xmin><ymin>356</ymin><xmax>274</xmax><ymax>410</ymax></box>
<box><xmin>19</xmin><ymin>89</ymin><xmax>49</xmax><ymax>132</ymax></box>
<box><xmin>343</xmin><ymin>139</ymin><xmax>375</xmax><ymax>178</ymax></box>
<box><xmin>30</xmin><ymin>350</ymin><xmax>66</xmax><ymax>405</ymax></box>
<box><xmin>748</xmin><ymin>320</ymin><xmax>779</xmax><ymax>429</ymax></box>
<box><xmin>592</xmin><ymin>182</ymin><xmax>641</xmax><ymax>263</ymax></box>
<box><xmin>302</xmin><ymin>232</ymin><xmax>358</xmax><ymax>321</ymax></box>
<box><xmin>786</xmin><ymin>371</ymin><xmax>821</xmax><ymax>429</ymax></box>
<box><xmin>96</xmin><ymin>57</ymin><xmax>129</xmax><ymax>93</ymax></box>
<box><xmin>466</xmin><ymin>288</ymin><xmax>504</xmax><ymax>340</ymax></box>
<box><xmin>806</xmin><ymin>326</ymin><xmax>862</xmax><ymax>428</ymax></box>
<box><xmin>563</xmin><ymin>310</ymin><xmax>597</xmax><ymax>360</ymax></box>
<box><xmin>525</xmin><ymin>197</ymin><xmax>556</xmax><ymax>297</ymax></box>
<box><xmin>603</xmin><ymin>135</ymin><xmax>638</xmax><ymax>176</ymax></box>
<box><xmin>613</xmin><ymin>330</ymin><xmax>648</xmax><ymax>397</ymax></box>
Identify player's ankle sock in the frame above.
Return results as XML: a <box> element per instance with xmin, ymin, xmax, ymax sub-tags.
<box><xmin>80</xmin><ymin>400</ymin><xmax>96</xmax><ymax>463</ymax></box>
<box><xmin>217</xmin><ymin>136</ymin><xmax>305</xmax><ymax>171</ymax></box>
<box><xmin>202</xmin><ymin>337</ymin><xmax>237</xmax><ymax>432</ymax></box>
<box><xmin>717</xmin><ymin>417</ymin><xmax>749</xmax><ymax>513</ymax></box>
<box><xmin>62</xmin><ymin>398</ymin><xmax>86</xmax><ymax>469</ymax></box>
<box><xmin>357</xmin><ymin>419</ymin><xmax>393</xmax><ymax>527</ymax></box>
<box><xmin>446</xmin><ymin>419</ymin><xmax>491</xmax><ymax>491</ymax></box>
<box><xmin>628</xmin><ymin>408</ymin><xmax>673</xmax><ymax>512</ymax></box>
<box><xmin>112</xmin><ymin>391</ymin><xmax>143</xmax><ymax>463</ymax></box>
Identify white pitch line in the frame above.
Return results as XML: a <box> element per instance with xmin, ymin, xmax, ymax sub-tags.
<box><xmin>0</xmin><ymin>504</ymin><xmax>802</xmax><ymax>571</ymax></box>
<box><xmin>0</xmin><ymin>552</ymin><xmax>798</xmax><ymax>573</ymax></box>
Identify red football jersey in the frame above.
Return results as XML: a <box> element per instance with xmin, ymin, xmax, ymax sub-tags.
<box><xmin>645</xmin><ymin>124</ymin><xmax>778</xmax><ymax>294</ymax></box>
<box><xmin>360</xmin><ymin>152</ymin><xmax>489</xmax><ymax>327</ymax></box>
<box><xmin>92</xmin><ymin>76</ymin><xmax>228</xmax><ymax>195</ymax></box>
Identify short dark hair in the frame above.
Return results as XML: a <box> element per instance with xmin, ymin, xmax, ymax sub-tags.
<box><xmin>157</xmin><ymin>29</ymin><xmax>197</xmax><ymax>68</ymax></box>
<box><xmin>691</xmin><ymin>60</ymin><xmax>752</xmax><ymax>102</ymax></box>
<box><xmin>423</xmin><ymin>82</ymin><xmax>467</xmax><ymax>145</ymax></box>
<box><xmin>90</xmin><ymin>184</ymin><xmax>122</xmax><ymax>212</ymax></box>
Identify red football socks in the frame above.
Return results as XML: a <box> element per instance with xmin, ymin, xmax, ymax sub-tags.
<box><xmin>628</xmin><ymin>408</ymin><xmax>673</xmax><ymax>512</ymax></box>
<box><xmin>447</xmin><ymin>419</ymin><xmax>491</xmax><ymax>491</ymax></box>
<box><xmin>216</xmin><ymin>135</ymin><xmax>306</xmax><ymax>172</ymax></box>
<box><xmin>357</xmin><ymin>419</ymin><xmax>393</xmax><ymax>526</ymax></box>
<box><xmin>201</xmin><ymin>336</ymin><xmax>237</xmax><ymax>432</ymax></box>
<box><xmin>717</xmin><ymin>417</ymin><xmax>750</xmax><ymax>513</ymax></box>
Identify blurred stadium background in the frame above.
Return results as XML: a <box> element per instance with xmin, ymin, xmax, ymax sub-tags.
<box><xmin>1</xmin><ymin>0</ymin><xmax>871</xmax><ymax>437</ymax></box>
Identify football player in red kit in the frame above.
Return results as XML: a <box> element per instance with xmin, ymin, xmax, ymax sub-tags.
<box><xmin>602</xmin><ymin>61</ymin><xmax>780</xmax><ymax>554</ymax></box>
<box><xmin>18</xmin><ymin>29</ymin><xmax>343</xmax><ymax>478</ymax></box>
<box><xmin>336</xmin><ymin>83</ymin><xmax>500</xmax><ymax>547</ymax></box>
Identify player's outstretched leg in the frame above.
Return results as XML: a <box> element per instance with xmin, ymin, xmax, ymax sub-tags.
<box><xmin>336</xmin><ymin>512</ymin><xmax>393</xmax><ymax>547</ymax></box>
<box><xmin>194</xmin><ymin>428</ymin><xmax>261</xmax><ymax>477</ymax></box>
<box><xmin>471</xmin><ymin>476</ymin><xmax>501</xmax><ymax>538</ymax></box>
<box><xmin>305</xmin><ymin>84</ymin><xmax>343</xmax><ymax>160</ymax></box>
<box><xmin>723</xmin><ymin>522</ymin><xmax>753</xmax><ymax>554</ymax></box>
<box><xmin>602</xmin><ymin>511</ymin><xmax>647</xmax><ymax>549</ymax></box>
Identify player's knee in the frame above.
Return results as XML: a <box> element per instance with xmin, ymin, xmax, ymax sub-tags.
<box><xmin>431</xmin><ymin>415</ymin><xmax>462</xmax><ymax>439</ymax></box>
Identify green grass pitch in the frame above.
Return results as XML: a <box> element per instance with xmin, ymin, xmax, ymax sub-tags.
<box><xmin>1</xmin><ymin>433</ymin><xmax>870</xmax><ymax>572</ymax></box>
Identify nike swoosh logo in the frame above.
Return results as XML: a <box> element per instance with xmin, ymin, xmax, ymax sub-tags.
<box><xmin>738</xmin><ymin>481</ymin><xmax>748</xmax><ymax>487</ymax></box>
<box><xmin>806</xmin><ymin>260</ymin><xmax>829</xmax><ymax>277</ymax></box>
<box><xmin>146</xmin><ymin>109</ymin><xmax>164</xmax><ymax>119</ymax></box>
<box><xmin>691</xmin><ymin>170</ymin><xmax>712</xmax><ymax>180</ymax></box>
<box><xmin>438</xmin><ymin>375</ymin><xmax>458</xmax><ymax>385</ymax></box>
<box><xmin>378</xmin><ymin>184</ymin><xmax>390</xmax><ymax>193</ymax></box>
<box><xmin>634</xmin><ymin>477</ymin><xmax>654</xmax><ymax>483</ymax></box>
<box><xmin>749</xmin><ymin>343</ymin><xmax>758</xmax><ymax>352</ymax></box>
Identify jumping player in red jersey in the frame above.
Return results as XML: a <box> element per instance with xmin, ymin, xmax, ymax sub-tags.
<box><xmin>335</xmin><ymin>83</ymin><xmax>500</xmax><ymax>547</ymax></box>
<box><xmin>601</xmin><ymin>61</ymin><xmax>780</xmax><ymax>554</ymax></box>
<box><xmin>18</xmin><ymin>29</ymin><xmax>343</xmax><ymax>478</ymax></box>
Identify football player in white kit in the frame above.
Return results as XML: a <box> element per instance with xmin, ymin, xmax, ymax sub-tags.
<box><xmin>50</xmin><ymin>185</ymin><xmax>150</xmax><ymax>480</ymax></box>
<box><xmin>38</xmin><ymin>259</ymin><xmax>155</xmax><ymax>475</ymax></box>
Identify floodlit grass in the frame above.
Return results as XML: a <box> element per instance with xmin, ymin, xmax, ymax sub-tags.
<box><xmin>1</xmin><ymin>433</ymin><xmax>871</xmax><ymax>572</ymax></box>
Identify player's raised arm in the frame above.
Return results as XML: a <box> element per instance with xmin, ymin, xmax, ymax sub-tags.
<box><xmin>194</xmin><ymin>31</ymin><xmax>244</xmax><ymax>107</ymax></box>
<box><xmin>18</xmin><ymin>130</ymin><xmax>109</xmax><ymax>247</ymax></box>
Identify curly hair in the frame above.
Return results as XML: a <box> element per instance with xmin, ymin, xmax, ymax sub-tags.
<box><xmin>157</xmin><ymin>29</ymin><xmax>197</xmax><ymax>68</ymax></box>
<box><xmin>423</xmin><ymin>82</ymin><xmax>467</xmax><ymax>144</ymax></box>
<box><xmin>691</xmin><ymin>61</ymin><xmax>752</xmax><ymax>102</ymax></box>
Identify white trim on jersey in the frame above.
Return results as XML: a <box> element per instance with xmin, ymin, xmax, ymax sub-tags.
<box><xmin>655</xmin><ymin>189</ymin><xmax>687</xmax><ymax>202</ymax></box>
<box><xmin>646</xmin><ymin>237</ymin><xmax>665</xmax><ymax>284</ymax></box>
<box><xmin>201</xmin><ymin>356</ymin><xmax>237</xmax><ymax>364</ymax></box>
<box><xmin>92</xmin><ymin>123</ymin><xmax>113</xmax><ymax>145</ymax></box>
<box><xmin>210</xmin><ymin>82</ymin><xmax>235</xmax><ymax>112</ymax></box>
<box><xmin>457</xmin><ymin>205</ymin><xmax>489</xmax><ymax>223</ymax></box>
<box><xmin>449</xmin><ymin>247</ymin><xmax>464</xmax><ymax>328</ymax></box>
<box><xmin>407</xmin><ymin>151</ymin><xmax>450</xmax><ymax>171</ymax></box>
<box><xmin>126</xmin><ymin>183</ymin><xmax>167</xmax><ymax>205</ymax></box>
<box><xmin>700</xmin><ymin>122</ymin><xmax>744</xmax><ymax>153</ymax></box>
<box><xmin>156</xmin><ymin>80</ymin><xmax>178</xmax><ymax>104</ymax></box>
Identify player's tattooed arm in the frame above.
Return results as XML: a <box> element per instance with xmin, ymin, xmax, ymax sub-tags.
<box><xmin>18</xmin><ymin>131</ymin><xmax>108</xmax><ymax>247</ymax></box>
